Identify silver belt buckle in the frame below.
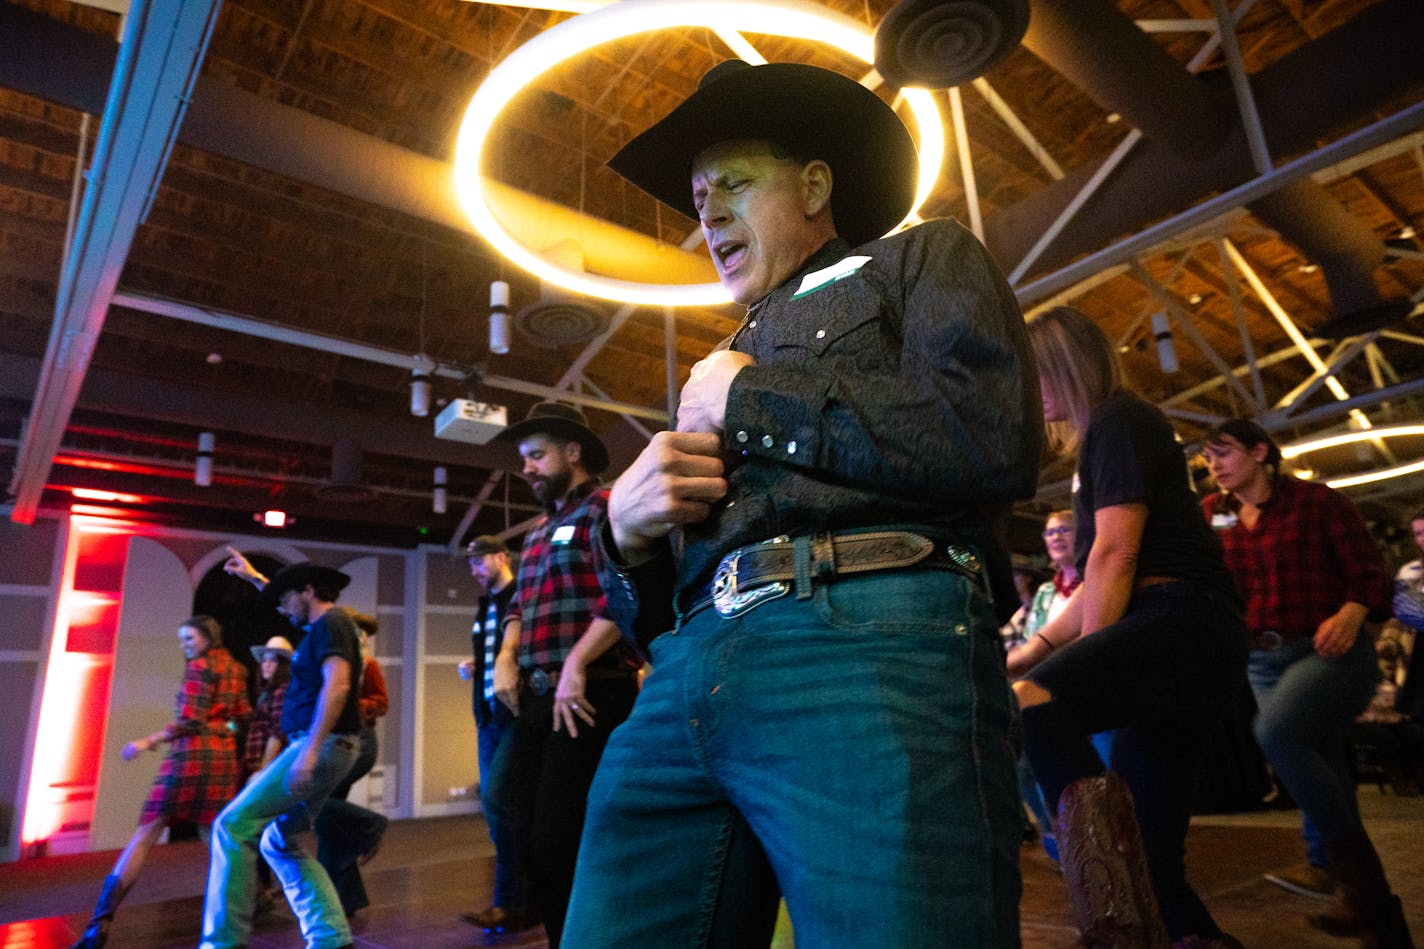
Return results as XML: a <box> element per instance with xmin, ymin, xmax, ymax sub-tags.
<box><xmin>712</xmin><ymin>548</ymin><xmax>789</xmax><ymax>618</ymax></box>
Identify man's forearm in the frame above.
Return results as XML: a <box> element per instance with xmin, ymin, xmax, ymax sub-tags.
<box><xmin>564</xmin><ymin>618</ymin><xmax>623</xmax><ymax>672</ymax></box>
<box><xmin>498</xmin><ymin>619</ymin><xmax>521</xmax><ymax>662</ymax></box>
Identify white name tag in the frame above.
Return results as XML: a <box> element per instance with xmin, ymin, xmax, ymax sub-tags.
<box><xmin>1210</xmin><ymin>512</ymin><xmax>1238</xmax><ymax>530</ymax></box>
<box><xmin>794</xmin><ymin>255</ymin><xmax>872</xmax><ymax>298</ymax></box>
<box><xmin>551</xmin><ymin>524</ymin><xmax>577</xmax><ymax>545</ymax></box>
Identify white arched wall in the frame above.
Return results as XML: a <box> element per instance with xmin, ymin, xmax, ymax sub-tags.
<box><xmin>90</xmin><ymin>537</ymin><xmax>194</xmax><ymax>851</ymax></box>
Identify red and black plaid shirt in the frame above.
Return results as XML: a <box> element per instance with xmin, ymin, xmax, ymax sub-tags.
<box><xmin>1202</xmin><ymin>475</ymin><xmax>1390</xmax><ymax>639</ymax></box>
<box><xmin>244</xmin><ymin>680</ymin><xmax>287</xmax><ymax>774</ymax></box>
<box><xmin>507</xmin><ymin>479</ymin><xmax>633</xmax><ymax>674</ymax></box>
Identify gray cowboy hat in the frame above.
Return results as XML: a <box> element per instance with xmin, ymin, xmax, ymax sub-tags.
<box><xmin>250</xmin><ymin>635</ymin><xmax>295</xmax><ymax>662</ymax></box>
<box><xmin>494</xmin><ymin>401</ymin><xmax>609</xmax><ymax>474</ymax></box>
<box><xmin>258</xmin><ymin>562</ymin><xmax>352</xmax><ymax>610</ymax></box>
<box><xmin>607</xmin><ymin>60</ymin><xmax>918</xmax><ymax>248</ymax></box>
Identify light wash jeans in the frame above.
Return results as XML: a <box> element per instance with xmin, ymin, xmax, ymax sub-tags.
<box><xmin>200</xmin><ymin>732</ymin><xmax>360</xmax><ymax>949</ymax></box>
<box><xmin>563</xmin><ymin>568</ymin><xmax>1021</xmax><ymax>948</ymax></box>
<box><xmin>1248</xmin><ymin>631</ymin><xmax>1379</xmax><ymax>868</ymax></box>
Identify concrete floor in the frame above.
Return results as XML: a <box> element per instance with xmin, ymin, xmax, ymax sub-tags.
<box><xmin>1</xmin><ymin>787</ymin><xmax>1419</xmax><ymax>948</ymax></box>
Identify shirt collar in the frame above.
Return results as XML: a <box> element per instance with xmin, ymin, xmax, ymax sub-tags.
<box><xmin>747</xmin><ymin>236</ymin><xmax>853</xmax><ymax>314</ymax></box>
<box><xmin>550</xmin><ymin>476</ymin><xmax>600</xmax><ymax>515</ymax></box>
<box><xmin>1219</xmin><ymin>472</ymin><xmax>1293</xmax><ymax>513</ymax></box>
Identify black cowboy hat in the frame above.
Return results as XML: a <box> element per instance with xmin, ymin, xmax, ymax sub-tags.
<box><xmin>607</xmin><ymin>60</ymin><xmax>918</xmax><ymax>248</ymax></box>
<box><xmin>258</xmin><ymin>562</ymin><xmax>352</xmax><ymax>610</ymax></box>
<box><xmin>494</xmin><ymin>401</ymin><xmax>609</xmax><ymax>474</ymax></box>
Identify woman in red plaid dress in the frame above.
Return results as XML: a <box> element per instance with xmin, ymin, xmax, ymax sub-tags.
<box><xmin>70</xmin><ymin>615</ymin><xmax>250</xmax><ymax>949</ymax></box>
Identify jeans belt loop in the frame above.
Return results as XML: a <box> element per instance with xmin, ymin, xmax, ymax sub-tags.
<box><xmin>792</xmin><ymin>534</ymin><xmax>813</xmax><ymax>600</ymax></box>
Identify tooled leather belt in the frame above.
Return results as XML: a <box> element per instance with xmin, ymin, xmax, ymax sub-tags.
<box><xmin>687</xmin><ymin>529</ymin><xmax>986</xmax><ymax>620</ymax></box>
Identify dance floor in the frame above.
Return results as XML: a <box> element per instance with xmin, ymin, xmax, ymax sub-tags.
<box><xmin>2</xmin><ymin>787</ymin><xmax>1419</xmax><ymax>948</ymax></box>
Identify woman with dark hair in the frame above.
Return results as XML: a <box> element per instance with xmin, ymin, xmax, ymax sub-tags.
<box><xmin>244</xmin><ymin>635</ymin><xmax>293</xmax><ymax>778</ymax></box>
<box><xmin>71</xmin><ymin>616</ymin><xmax>249</xmax><ymax>949</ymax></box>
<box><xmin>1201</xmin><ymin>418</ymin><xmax>1411</xmax><ymax>947</ymax></box>
<box><xmin>1006</xmin><ymin>307</ymin><xmax>1247</xmax><ymax>949</ymax></box>
<box><xmin>244</xmin><ymin>635</ymin><xmax>293</xmax><ymax>916</ymax></box>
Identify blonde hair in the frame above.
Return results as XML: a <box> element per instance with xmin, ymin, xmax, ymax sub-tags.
<box><xmin>1046</xmin><ymin>509</ymin><xmax>1074</xmax><ymax>526</ymax></box>
<box><xmin>1027</xmin><ymin>307</ymin><xmax>1125</xmax><ymax>454</ymax></box>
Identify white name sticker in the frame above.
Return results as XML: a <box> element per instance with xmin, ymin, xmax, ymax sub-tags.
<box><xmin>793</xmin><ymin>255</ymin><xmax>872</xmax><ymax>298</ymax></box>
<box><xmin>1210</xmin><ymin>512</ymin><xmax>1238</xmax><ymax>530</ymax></box>
<box><xmin>551</xmin><ymin>524</ymin><xmax>577</xmax><ymax>545</ymax></box>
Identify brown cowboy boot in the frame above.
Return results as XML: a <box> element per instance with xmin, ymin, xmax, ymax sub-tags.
<box><xmin>1306</xmin><ymin>829</ymin><xmax>1413</xmax><ymax>949</ymax></box>
<box><xmin>69</xmin><ymin>873</ymin><xmax>127</xmax><ymax>949</ymax></box>
<box><xmin>1057</xmin><ymin>773</ymin><xmax>1172</xmax><ymax>949</ymax></box>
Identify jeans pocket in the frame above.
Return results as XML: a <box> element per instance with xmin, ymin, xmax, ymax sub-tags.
<box><xmin>813</xmin><ymin>569</ymin><xmax>984</xmax><ymax>634</ymax></box>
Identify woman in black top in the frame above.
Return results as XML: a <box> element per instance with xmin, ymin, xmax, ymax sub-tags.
<box><xmin>1007</xmin><ymin>307</ymin><xmax>1247</xmax><ymax>949</ymax></box>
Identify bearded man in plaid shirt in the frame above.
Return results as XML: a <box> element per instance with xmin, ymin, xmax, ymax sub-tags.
<box><xmin>490</xmin><ymin>401</ymin><xmax>641</xmax><ymax>949</ymax></box>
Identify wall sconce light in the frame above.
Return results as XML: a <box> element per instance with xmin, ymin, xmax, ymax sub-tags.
<box><xmin>490</xmin><ymin>281</ymin><xmax>511</xmax><ymax>355</ymax></box>
<box><xmin>1151</xmin><ymin>311</ymin><xmax>1178</xmax><ymax>374</ymax></box>
<box><xmin>256</xmin><ymin>509</ymin><xmax>289</xmax><ymax>529</ymax></box>
<box><xmin>433</xmin><ymin>466</ymin><xmax>448</xmax><ymax>514</ymax></box>
<box><xmin>195</xmin><ymin>431</ymin><xmax>215</xmax><ymax>486</ymax></box>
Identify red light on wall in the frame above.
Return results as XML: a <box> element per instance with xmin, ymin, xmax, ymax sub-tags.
<box><xmin>70</xmin><ymin>488</ymin><xmax>144</xmax><ymax>504</ymax></box>
<box><xmin>21</xmin><ymin>517</ymin><xmax>127</xmax><ymax>848</ymax></box>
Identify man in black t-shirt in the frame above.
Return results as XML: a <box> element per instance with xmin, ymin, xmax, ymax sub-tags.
<box><xmin>200</xmin><ymin>562</ymin><xmax>362</xmax><ymax>949</ymax></box>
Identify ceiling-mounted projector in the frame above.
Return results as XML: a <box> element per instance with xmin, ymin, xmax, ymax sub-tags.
<box><xmin>434</xmin><ymin>399</ymin><xmax>508</xmax><ymax>445</ymax></box>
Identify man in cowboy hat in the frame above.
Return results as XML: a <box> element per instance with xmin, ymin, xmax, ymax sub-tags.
<box><xmin>201</xmin><ymin>560</ymin><xmax>364</xmax><ymax>949</ymax></box>
<box><xmin>489</xmin><ymin>402</ymin><xmax>641</xmax><ymax>947</ymax></box>
<box><xmin>457</xmin><ymin>535</ymin><xmax>539</xmax><ymax>933</ymax></box>
<box><xmin>563</xmin><ymin>61</ymin><xmax>1042</xmax><ymax>946</ymax></box>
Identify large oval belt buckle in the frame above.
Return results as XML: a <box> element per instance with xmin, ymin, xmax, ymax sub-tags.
<box><xmin>712</xmin><ymin>551</ymin><xmax>789</xmax><ymax>618</ymax></box>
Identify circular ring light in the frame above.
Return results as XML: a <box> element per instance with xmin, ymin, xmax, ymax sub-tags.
<box><xmin>453</xmin><ymin>0</ymin><xmax>947</xmax><ymax>308</ymax></box>
<box><xmin>1281</xmin><ymin>423</ymin><xmax>1424</xmax><ymax>489</ymax></box>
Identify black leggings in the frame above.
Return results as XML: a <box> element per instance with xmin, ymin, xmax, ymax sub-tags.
<box><xmin>1023</xmin><ymin>581</ymin><xmax>1247</xmax><ymax>940</ymax></box>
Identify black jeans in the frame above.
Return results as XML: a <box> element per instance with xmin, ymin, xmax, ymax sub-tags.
<box><xmin>1024</xmin><ymin>581</ymin><xmax>1247</xmax><ymax>940</ymax></box>
<box><xmin>509</xmin><ymin>674</ymin><xmax>638</xmax><ymax>947</ymax></box>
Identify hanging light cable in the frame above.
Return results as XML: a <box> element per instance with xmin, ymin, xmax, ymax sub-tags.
<box><xmin>411</xmin><ymin>239</ymin><xmax>433</xmax><ymax>416</ymax></box>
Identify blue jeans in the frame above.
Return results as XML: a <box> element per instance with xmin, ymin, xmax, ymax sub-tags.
<box><xmin>563</xmin><ymin>569</ymin><xmax>1021</xmax><ymax>948</ymax></box>
<box><xmin>477</xmin><ymin>711</ymin><xmax>529</xmax><ymax>909</ymax></box>
<box><xmin>200</xmin><ymin>732</ymin><xmax>360</xmax><ymax>949</ymax></box>
<box><xmin>1248</xmin><ymin>631</ymin><xmax>1379</xmax><ymax>868</ymax></box>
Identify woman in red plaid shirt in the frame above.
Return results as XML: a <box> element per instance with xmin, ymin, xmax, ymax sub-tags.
<box><xmin>1201</xmin><ymin>418</ymin><xmax>1410</xmax><ymax>948</ymax></box>
<box><xmin>71</xmin><ymin>615</ymin><xmax>250</xmax><ymax>949</ymax></box>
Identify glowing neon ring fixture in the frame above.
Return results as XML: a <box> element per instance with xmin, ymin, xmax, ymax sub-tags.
<box><xmin>453</xmin><ymin>0</ymin><xmax>947</xmax><ymax>308</ymax></box>
<box><xmin>1280</xmin><ymin>423</ymin><xmax>1424</xmax><ymax>489</ymax></box>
